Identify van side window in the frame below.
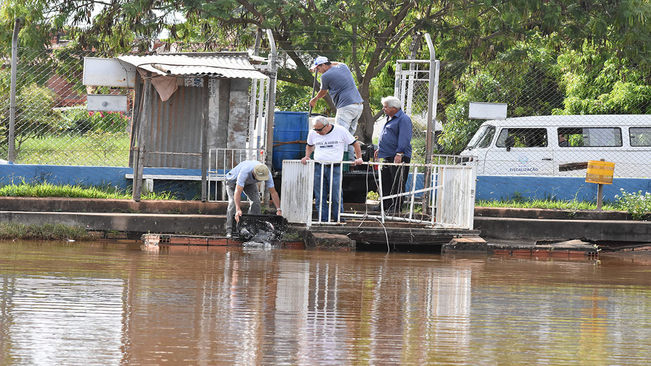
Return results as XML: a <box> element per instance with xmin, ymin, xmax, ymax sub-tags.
<box><xmin>630</xmin><ymin>127</ymin><xmax>651</xmax><ymax>147</ymax></box>
<box><xmin>558</xmin><ymin>127</ymin><xmax>622</xmax><ymax>147</ymax></box>
<box><xmin>496</xmin><ymin>128</ymin><xmax>548</xmax><ymax>148</ymax></box>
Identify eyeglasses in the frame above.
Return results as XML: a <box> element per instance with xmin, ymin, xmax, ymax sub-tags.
<box><xmin>314</xmin><ymin>124</ymin><xmax>328</xmax><ymax>132</ymax></box>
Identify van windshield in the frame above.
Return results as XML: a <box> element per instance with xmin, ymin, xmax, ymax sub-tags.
<box><xmin>467</xmin><ymin>125</ymin><xmax>495</xmax><ymax>150</ymax></box>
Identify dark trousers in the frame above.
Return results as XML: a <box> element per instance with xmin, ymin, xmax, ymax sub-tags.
<box><xmin>381</xmin><ymin>156</ymin><xmax>411</xmax><ymax>211</ymax></box>
<box><xmin>225</xmin><ymin>182</ymin><xmax>261</xmax><ymax>234</ymax></box>
<box><xmin>314</xmin><ymin>163</ymin><xmax>342</xmax><ymax>222</ymax></box>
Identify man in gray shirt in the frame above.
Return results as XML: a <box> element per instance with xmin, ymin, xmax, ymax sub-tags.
<box><xmin>309</xmin><ymin>56</ymin><xmax>364</xmax><ymax>160</ymax></box>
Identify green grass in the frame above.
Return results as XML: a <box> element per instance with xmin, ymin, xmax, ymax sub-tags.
<box><xmin>476</xmin><ymin>199</ymin><xmax>618</xmax><ymax>211</ymax></box>
<box><xmin>0</xmin><ymin>181</ymin><xmax>176</xmax><ymax>200</ymax></box>
<box><xmin>0</xmin><ymin>223</ymin><xmax>91</xmax><ymax>241</ymax></box>
<box><xmin>14</xmin><ymin>133</ymin><xmax>130</xmax><ymax>166</ymax></box>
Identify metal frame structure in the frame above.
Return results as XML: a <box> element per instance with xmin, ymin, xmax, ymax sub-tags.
<box><xmin>280</xmin><ymin>159</ymin><xmax>477</xmax><ymax>230</ymax></box>
<box><xmin>394</xmin><ymin>33</ymin><xmax>441</xmax><ymax>214</ymax></box>
<box><xmin>208</xmin><ymin>148</ymin><xmax>266</xmax><ymax>202</ymax></box>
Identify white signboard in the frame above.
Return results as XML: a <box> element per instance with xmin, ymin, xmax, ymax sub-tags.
<box><xmin>87</xmin><ymin>94</ymin><xmax>128</xmax><ymax>112</ymax></box>
<box><xmin>83</xmin><ymin>57</ymin><xmax>136</xmax><ymax>87</ymax></box>
<box><xmin>468</xmin><ymin>102</ymin><xmax>507</xmax><ymax>120</ymax></box>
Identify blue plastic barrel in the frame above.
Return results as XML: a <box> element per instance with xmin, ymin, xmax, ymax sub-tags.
<box><xmin>272</xmin><ymin>111</ymin><xmax>309</xmax><ymax>170</ymax></box>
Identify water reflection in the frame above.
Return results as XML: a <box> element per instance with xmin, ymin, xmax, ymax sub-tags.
<box><xmin>0</xmin><ymin>241</ymin><xmax>650</xmax><ymax>365</ymax></box>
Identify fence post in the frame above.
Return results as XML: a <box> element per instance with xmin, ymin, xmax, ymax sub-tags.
<box><xmin>264</xmin><ymin>29</ymin><xmax>278</xmax><ymax>207</ymax></box>
<box><xmin>422</xmin><ymin>33</ymin><xmax>440</xmax><ymax>213</ymax></box>
<box><xmin>9</xmin><ymin>18</ymin><xmax>21</xmax><ymax>162</ymax></box>
<box><xmin>133</xmin><ymin>72</ymin><xmax>152</xmax><ymax>201</ymax></box>
<box><xmin>201</xmin><ymin>75</ymin><xmax>210</xmax><ymax>202</ymax></box>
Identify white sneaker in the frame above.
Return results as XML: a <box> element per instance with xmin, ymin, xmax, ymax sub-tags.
<box><xmin>226</xmin><ymin>233</ymin><xmax>232</xmax><ymax>238</ymax></box>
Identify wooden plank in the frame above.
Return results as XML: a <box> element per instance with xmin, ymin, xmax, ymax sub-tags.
<box><xmin>134</xmin><ymin>73</ymin><xmax>152</xmax><ymax>201</ymax></box>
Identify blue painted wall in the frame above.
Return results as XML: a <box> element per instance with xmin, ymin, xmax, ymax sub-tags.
<box><xmin>0</xmin><ymin>164</ymin><xmax>203</xmax><ymax>200</ymax></box>
<box><xmin>476</xmin><ymin>175</ymin><xmax>651</xmax><ymax>202</ymax></box>
<box><xmin>1</xmin><ymin>164</ymin><xmax>648</xmax><ymax>203</ymax></box>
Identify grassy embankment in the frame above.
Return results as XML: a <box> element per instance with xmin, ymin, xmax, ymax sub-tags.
<box><xmin>0</xmin><ymin>181</ymin><xmax>176</xmax><ymax>241</ymax></box>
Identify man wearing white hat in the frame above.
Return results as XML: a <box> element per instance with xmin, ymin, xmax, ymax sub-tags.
<box><xmin>309</xmin><ymin>56</ymin><xmax>364</xmax><ymax>160</ymax></box>
<box><xmin>225</xmin><ymin>161</ymin><xmax>281</xmax><ymax>237</ymax></box>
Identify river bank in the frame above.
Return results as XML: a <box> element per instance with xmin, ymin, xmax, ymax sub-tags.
<box><xmin>0</xmin><ymin>197</ymin><xmax>649</xmax><ymax>252</ymax></box>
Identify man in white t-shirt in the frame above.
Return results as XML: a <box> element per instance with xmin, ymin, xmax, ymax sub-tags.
<box><xmin>301</xmin><ymin>116</ymin><xmax>363</xmax><ymax>222</ymax></box>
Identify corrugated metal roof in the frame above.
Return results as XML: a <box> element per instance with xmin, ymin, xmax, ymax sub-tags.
<box><xmin>118</xmin><ymin>54</ymin><xmax>268</xmax><ymax>79</ymax></box>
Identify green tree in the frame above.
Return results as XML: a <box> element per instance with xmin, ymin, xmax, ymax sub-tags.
<box><xmin>6</xmin><ymin>0</ymin><xmax>651</xmax><ymax>148</ymax></box>
<box><xmin>555</xmin><ymin>46</ymin><xmax>651</xmax><ymax>115</ymax></box>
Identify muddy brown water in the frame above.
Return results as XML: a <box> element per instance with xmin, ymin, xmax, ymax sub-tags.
<box><xmin>1</xmin><ymin>241</ymin><xmax>650</xmax><ymax>365</ymax></box>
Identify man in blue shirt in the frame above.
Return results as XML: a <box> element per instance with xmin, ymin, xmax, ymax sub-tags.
<box><xmin>374</xmin><ymin>96</ymin><xmax>413</xmax><ymax>213</ymax></box>
<box><xmin>225</xmin><ymin>161</ymin><xmax>281</xmax><ymax>237</ymax></box>
<box><xmin>309</xmin><ymin>56</ymin><xmax>364</xmax><ymax>160</ymax></box>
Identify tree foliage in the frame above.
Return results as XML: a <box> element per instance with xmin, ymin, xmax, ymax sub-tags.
<box><xmin>3</xmin><ymin>0</ymin><xmax>651</xmax><ymax>151</ymax></box>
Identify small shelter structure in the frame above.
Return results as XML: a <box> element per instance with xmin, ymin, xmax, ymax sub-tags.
<box><xmin>109</xmin><ymin>52</ymin><xmax>271</xmax><ymax>201</ymax></box>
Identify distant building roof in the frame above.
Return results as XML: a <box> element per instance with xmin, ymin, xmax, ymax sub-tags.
<box><xmin>118</xmin><ymin>53</ymin><xmax>268</xmax><ymax>79</ymax></box>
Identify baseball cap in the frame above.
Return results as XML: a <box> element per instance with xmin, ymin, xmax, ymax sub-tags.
<box><xmin>253</xmin><ymin>164</ymin><xmax>270</xmax><ymax>181</ymax></box>
<box><xmin>309</xmin><ymin>56</ymin><xmax>329</xmax><ymax>71</ymax></box>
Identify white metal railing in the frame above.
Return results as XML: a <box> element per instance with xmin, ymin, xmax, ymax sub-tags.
<box><xmin>208</xmin><ymin>148</ymin><xmax>266</xmax><ymax>201</ymax></box>
<box><xmin>280</xmin><ymin>159</ymin><xmax>477</xmax><ymax>229</ymax></box>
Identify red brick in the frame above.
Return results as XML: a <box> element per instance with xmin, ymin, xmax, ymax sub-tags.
<box><xmin>208</xmin><ymin>238</ymin><xmax>229</xmax><ymax>246</ymax></box>
<box><xmin>187</xmin><ymin>238</ymin><xmax>208</xmax><ymax>245</ymax></box>
<box><xmin>550</xmin><ymin>250</ymin><xmax>569</xmax><ymax>258</ymax></box>
<box><xmin>568</xmin><ymin>250</ymin><xmax>588</xmax><ymax>257</ymax></box>
<box><xmin>512</xmin><ymin>249</ymin><xmax>532</xmax><ymax>257</ymax></box>
<box><xmin>533</xmin><ymin>249</ymin><xmax>550</xmax><ymax>258</ymax></box>
<box><xmin>169</xmin><ymin>237</ymin><xmax>190</xmax><ymax>245</ymax></box>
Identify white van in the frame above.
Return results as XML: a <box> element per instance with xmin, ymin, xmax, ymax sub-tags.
<box><xmin>460</xmin><ymin>115</ymin><xmax>651</xmax><ymax>177</ymax></box>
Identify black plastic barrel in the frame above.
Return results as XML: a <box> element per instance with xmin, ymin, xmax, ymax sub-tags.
<box><xmin>272</xmin><ymin>111</ymin><xmax>309</xmax><ymax>170</ymax></box>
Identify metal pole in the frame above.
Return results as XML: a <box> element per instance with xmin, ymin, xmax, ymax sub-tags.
<box><xmin>424</xmin><ymin>33</ymin><xmax>437</xmax><ymax>165</ymax></box>
<box><xmin>264</xmin><ymin>29</ymin><xmax>277</xmax><ymax>168</ymax></box>
<box><xmin>9</xmin><ymin>18</ymin><xmax>21</xmax><ymax>162</ymax></box>
<box><xmin>248</xmin><ymin>30</ymin><xmax>262</xmax><ymax>150</ymax></box>
<box><xmin>596</xmin><ymin>158</ymin><xmax>605</xmax><ymax>210</ymax></box>
<box><xmin>263</xmin><ymin>29</ymin><xmax>278</xmax><ymax>208</ymax></box>
<box><xmin>201</xmin><ymin>76</ymin><xmax>210</xmax><ymax>202</ymax></box>
<box><xmin>422</xmin><ymin>33</ymin><xmax>439</xmax><ymax>214</ymax></box>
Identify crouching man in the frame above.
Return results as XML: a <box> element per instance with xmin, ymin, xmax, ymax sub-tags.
<box><xmin>225</xmin><ymin>161</ymin><xmax>281</xmax><ymax>237</ymax></box>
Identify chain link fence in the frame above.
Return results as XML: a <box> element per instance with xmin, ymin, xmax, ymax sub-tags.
<box><xmin>0</xmin><ymin>46</ymin><xmax>133</xmax><ymax>167</ymax></box>
<box><xmin>3</xmin><ymin>42</ymin><xmax>651</xmax><ymax>202</ymax></box>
